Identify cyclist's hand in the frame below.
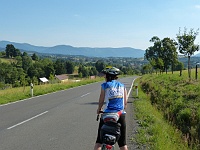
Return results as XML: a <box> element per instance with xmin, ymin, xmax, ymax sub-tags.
<box><xmin>97</xmin><ymin>108</ymin><xmax>100</xmax><ymax>114</ymax></box>
<box><xmin>97</xmin><ymin>108</ymin><xmax>103</xmax><ymax>114</ymax></box>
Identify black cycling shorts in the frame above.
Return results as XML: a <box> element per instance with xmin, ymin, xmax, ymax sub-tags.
<box><xmin>95</xmin><ymin>113</ymin><xmax>127</xmax><ymax>147</ymax></box>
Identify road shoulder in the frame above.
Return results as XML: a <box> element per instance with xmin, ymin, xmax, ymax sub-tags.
<box><xmin>126</xmin><ymin>91</ymin><xmax>140</xmax><ymax>150</ymax></box>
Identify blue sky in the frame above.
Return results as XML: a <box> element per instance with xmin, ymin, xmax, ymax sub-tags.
<box><xmin>0</xmin><ymin>0</ymin><xmax>200</xmax><ymax>51</ymax></box>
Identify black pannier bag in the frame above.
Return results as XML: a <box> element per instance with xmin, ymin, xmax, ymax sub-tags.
<box><xmin>100</xmin><ymin>121</ymin><xmax>121</xmax><ymax>145</ymax></box>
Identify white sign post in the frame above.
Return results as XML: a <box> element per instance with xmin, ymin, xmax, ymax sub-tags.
<box><xmin>30</xmin><ymin>83</ymin><xmax>33</xmax><ymax>97</ymax></box>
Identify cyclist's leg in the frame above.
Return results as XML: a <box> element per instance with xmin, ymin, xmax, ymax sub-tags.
<box><xmin>94</xmin><ymin>118</ymin><xmax>104</xmax><ymax>150</ymax></box>
<box><xmin>94</xmin><ymin>143</ymin><xmax>102</xmax><ymax>150</ymax></box>
<box><xmin>118</xmin><ymin>114</ymin><xmax>128</xmax><ymax>150</ymax></box>
<box><xmin>120</xmin><ymin>145</ymin><xmax>128</xmax><ymax>150</ymax></box>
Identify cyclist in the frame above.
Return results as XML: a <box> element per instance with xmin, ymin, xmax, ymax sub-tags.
<box><xmin>94</xmin><ymin>67</ymin><xmax>128</xmax><ymax>150</ymax></box>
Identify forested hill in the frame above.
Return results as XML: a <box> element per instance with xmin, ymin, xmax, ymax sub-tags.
<box><xmin>0</xmin><ymin>41</ymin><xmax>145</xmax><ymax>58</ymax></box>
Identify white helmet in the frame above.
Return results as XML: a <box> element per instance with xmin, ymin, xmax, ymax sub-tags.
<box><xmin>101</xmin><ymin>67</ymin><xmax>120</xmax><ymax>75</ymax></box>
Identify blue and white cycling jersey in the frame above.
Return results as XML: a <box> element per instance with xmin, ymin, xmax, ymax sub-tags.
<box><xmin>101</xmin><ymin>80</ymin><xmax>125</xmax><ymax>113</ymax></box>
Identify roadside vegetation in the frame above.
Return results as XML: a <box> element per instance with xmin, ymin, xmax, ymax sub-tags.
<box><xmin>0</xmin><ymin>77</ymin><xmax>104</xmax><ymax>105</ymax></box>
<box><xmin>0</xmin><ymin>44</ymin><xmax>140</xmax><ymax>90</ymax></box>
<box><xmin>133</xmin><ymin>69</ymin><xmax>200</xmax><ymax>150</ymax></box>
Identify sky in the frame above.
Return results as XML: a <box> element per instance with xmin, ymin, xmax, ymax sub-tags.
<box><xmin>0</xmin><ymin>0</ymin><xmax>200</xmax><ymax>51</ymax></box>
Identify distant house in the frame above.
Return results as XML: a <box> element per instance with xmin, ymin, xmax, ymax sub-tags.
<box><xmin>55</xmin><ymin>74</ymin><xmax>68</xmax><ymax>83</ymax></box>
<box><xmin>39</xmin><ymin>77</ymin><xmax>49</xmax><ymax>84</ymax></box>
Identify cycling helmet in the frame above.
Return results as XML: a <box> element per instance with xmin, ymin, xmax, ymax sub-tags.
<box><xmin>101</xmin><ymin>67</ymin><xmax>120</xmax><ymax>75</ymax></box>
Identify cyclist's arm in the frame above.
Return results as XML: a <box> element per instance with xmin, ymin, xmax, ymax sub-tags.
<box><xmin>97</xmin><ymin>87</ymin><xmax>105</xmax><ymax>114</ymax></box>
<box><xmin>124</xmin><ymin>88</ymin><xmax>128</xmax><ymax>109</ymax></box>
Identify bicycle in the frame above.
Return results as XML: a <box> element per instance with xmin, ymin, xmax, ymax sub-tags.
<box><xmin>96</xmin><ymin>111</ymin><xmax>122</xmax><ymax>150</ymax></box>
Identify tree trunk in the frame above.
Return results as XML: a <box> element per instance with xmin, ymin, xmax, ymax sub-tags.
<box><xmin>188</xmin><ymin>55</ymin><xmax>191</xmax><ymax>80</ymax></box>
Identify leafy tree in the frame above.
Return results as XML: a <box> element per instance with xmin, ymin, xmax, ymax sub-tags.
<box><xmin>161</xmin><ymin>37</ymin><xmax>178</xmax><ymax>73</ymax></box>
<box><xmin>13</xmin><ymin>49</ymin><xmax>21</xmax><ymax>57</ymax></box>
<box><xmin>54</xmin><ymin>59</ymin><xmax>66</xmax><ymax>75</ymax></box>
<box><xmin>0</xmin><ymin>51</ymin><xmax>6</xmax><ymax>57</ymax></box>
<box><xmin>174</xmin><ymin>61</ymin><xmax>184</xmax><ymax>76</ymax></box>
<box><xmin>65</xmin><ymin>61</ymin><xmax>75</xmax><ymax>74</ymax></box>
<box><xmin>31</xmin><ymin>53</ymin><xmax>39</xmax><ymax>61</ymax></box>
<box><xmin>9</xmin><ymin>67</ymin><xmax>19</xmax><ymax>85</ymax></box>
<box><xmin>27</xmin><ymin>65</ymin><xmax>39</xmax><ymax>79</ymax></box>
<box><xmin>22</xmin><ymin>52</ymin><xmax>28</xmax><ymax>56</ymax></box>
<box><xmin>145</xmin><ymin>36</ymin><xmax>163</xmax><ymax>72</ymax></box>
<box><xmin>49</xmin><ymin>74</ymin><xmax>55</xmax><ymax>84</ymax></box>
<box><xmin>90</xmin><ymin>67</ymin><xmax>98</xmax><ymax>76</ymax></box>
<box><xmin>22</xmin><ymin>55</ymin><xmax>32</xmax><ymax>73</ymax></box>
<box><xmin>95</xmin><ymin>60</ymin><xmax>105</xmax><ymax>72</ymax></box>
<box><xmin>176</xmin><ymin>27</ymin><xmax>199</xmax><ymax>79</ymax></box>
<box><xmin>0</xmin><ymin>62</ymin><xmax>11</xmax><ymax>83</ymax></box>
<box><xmin>19</xmin><ymin>74</ymin><xmax>27</xmax><ymax>91</ymax></box>
<box><xmin>142</xmin><ymin>64</ymin><xmax>153</xmax><ymax>74</ymax></box>
<box><xmin>5</xmin><ymin>44</ymin><xmax>16</xmax><ymax>58</ymax></box>
<box><xmin>27</xmin><ymin>61</ymin><xmax>46</xmax><ymax>79</ymax></box>
<box><xmin>78</xmin><ymin>65</ymin><xmax>89</xmax><ymax>77</ymax></box>
<box><xmin>44</xmin><ymin>62</ymin><xmax>55</xmax><ymax>79</ymax></box>
<box><xmin>32</xmin><ymin>76</ymin><xmax>39</xmax><ymax>85</ymax></box>
<box><xmin>145</xmin><ymin>36</ymin><xmax>178</xmax><ymax>74</ymax></box>
<box><xmin>14</xmin><ymin>56</ymin><xmax>23</xmax><ymax>67</ymax></box>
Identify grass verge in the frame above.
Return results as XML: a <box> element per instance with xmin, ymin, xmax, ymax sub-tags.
<box><xmin>132</xmin><ymin>79</ymin><xmax>189</xmax><ymax>150</ymax></box>
<box><xmin>0</xmin><ymin>77</ymin><xmax>103</xmax><ymax>105</ymax></box>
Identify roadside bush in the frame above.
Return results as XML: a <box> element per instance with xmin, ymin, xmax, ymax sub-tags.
<box><xmin>139</xmin><ymin>73</ymin><xmax>200</xmax><ymax>148</ymax></box>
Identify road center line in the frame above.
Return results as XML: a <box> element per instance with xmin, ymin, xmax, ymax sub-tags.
<box><xmin>81</xmin><ymin>93</ymin><xmax>90</xmax><ymax>97</ymax></box>
<box><xmin>7</xmin><ymin>111</ymin><xmax>48</xmax><ymax>130</ymax></box>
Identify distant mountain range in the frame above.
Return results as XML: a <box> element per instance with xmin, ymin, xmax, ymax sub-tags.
<box><xmin>0</xmin><ymin>41</ymin><xmax>145</xmax><ymax>58</ymax></box>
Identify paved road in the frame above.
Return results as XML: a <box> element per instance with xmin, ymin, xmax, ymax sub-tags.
<box><xmin>0</xmin><ymin>76</ymin><xmax>137</xmax><ymax>150</ymax></box>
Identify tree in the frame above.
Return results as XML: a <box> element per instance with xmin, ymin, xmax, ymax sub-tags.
<box><xmin>142</xmin><ymin>64</ymin><xmax>153</xmax><ymax>74</ymax></box>
<box><xmin>44</xmin><ymin>62</ymin><xmax>55</xmax><ymax>79</ymax></box>
<box><xmin>54</xmin><ymin>59</ymin><xmax>66</xmax><ymax>75</ymax></box>
<box><xmin>145</xmin><ymin>36</ymin><xmax>163</xmax><ymax>72</ymax></box>
<box><xmin>95</xmin><ymin>60</ymin><xmax>105</xmax><ymax>73</ymax></box>
<box><xmin>161</xmin><ymin>37</ymin><xmax>178</xmax><ymax>74</ymax></box>
<box><xmin>145</xmin><ymin>36</ymin><xmax>179</xmax><ymax>74</ymax></box>
<box><xmin>65</xmin><ymin>61</ymin><xmax>75</xmax><ymax>74</ymax></box>
<box><xmin>176</xmin><ymin>27</ymin><xmax>199</xmax><ymax>79</ymax></box>
<box><xmin>22</xmin><ymin>55</ymin><xmax>32</xmax><ymax>73</ymax></box>
<box><xmin>14</xmin><ymin>56</ymin><xmax>23</xmax><ymax>67</ymax></box>
<box><xmin>90</xmin><ymin>67</ymin><xmax>98</xmax><ymax>76</ymax></box>
<box><xmin>78</xmin><ymin>65</ymin><xmax>89</xmax><ymax>77</ymax></box>
<box><xmin>13</xmin><ymin>49</ymin><xmax>21</xmax><ymax>57</ymax></box>
<box><xmin>31</xmin><ymin>53</ymin><xmax>39</xmax><ymax>61</ymax></box>
<box><xmin>5</xmin><ymin>44</ymin><xmax>15</xmax><ymax>58</ymax></box>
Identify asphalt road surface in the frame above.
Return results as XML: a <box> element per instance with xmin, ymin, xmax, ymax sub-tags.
<box><xmin>0</xmin><ymin>76</ymin><xmax>138</xmax><ymax>150</ymax></box>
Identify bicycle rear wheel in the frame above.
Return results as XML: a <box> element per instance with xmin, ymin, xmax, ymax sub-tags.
<box><xmin>101</xmin><ymin>144</ymin><xmax>106</xmax><ymax>150</ymax></box>
<box><xmin>102</xmin><ymin>144</ymin><xmax>114</xmax><ymax>150</ymax></box>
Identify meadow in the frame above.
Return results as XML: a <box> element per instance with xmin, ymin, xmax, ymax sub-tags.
<box><xmin>0</xmin><ymin>77</ymin><xmax>103</xmax><ymax>105</ymax></box>
<box><xmin>133</xmin><ymin>68</ymin><xmax>200</xmax><ymax>150</ymax></box>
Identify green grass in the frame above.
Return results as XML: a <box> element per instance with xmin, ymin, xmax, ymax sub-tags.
<box><xmin>132</xmin><ymin>82</ymin><xmax>189</xmax><ymax>150</ymax></box>
<box><xmin>132</xmin><ymin>68</ymin><xmax>200</xmax><ymax>149</ymax></box>
<box><xmin>0</xmin><ymin>57</ymin><xmax>16</xmax><ymax>63</ymax></box>
<box><xmin>0</xmin><ymin>77</ymin><xmax>103</xmax><ymax>105</ymax></box>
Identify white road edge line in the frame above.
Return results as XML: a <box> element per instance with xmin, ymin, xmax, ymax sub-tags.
<box><xmin>7</xmin><ymin>111</ymin><xmax>48</xmax><ymax>130</ymax></box>
<box><xmin>127</xmin><ymin>78</ymin><xmax>136</xmax><ymax>97</ymax></box>
<box><xmin>81</xmin><ymin>93</ymin><xmax>91</xmax><ymax>97</ymax></box>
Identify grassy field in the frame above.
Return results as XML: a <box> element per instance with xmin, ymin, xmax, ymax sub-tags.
<box><xmin>0</xmin><ymin>57</ymin><xmax>16</xmax><ymax>63</ymax></box>
<box><xmin>0</xmin><ymin>77</ymin><xmax>103</xmax><ymax>105</ymax></box>
<box><xmin>132</xmin><ymin>68</ymin><xmax>200</xmax><ymax>150</ymax></box>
